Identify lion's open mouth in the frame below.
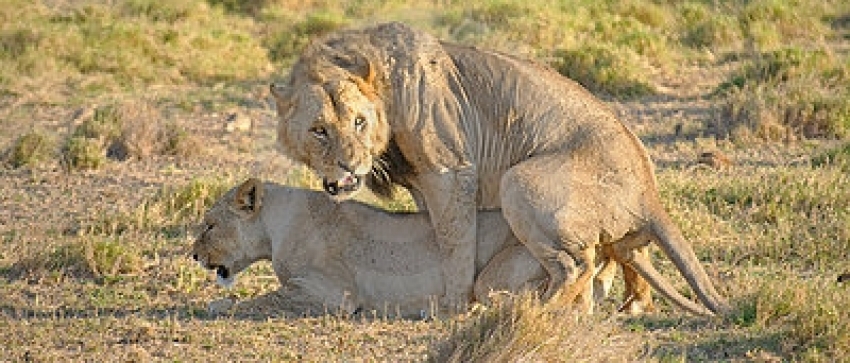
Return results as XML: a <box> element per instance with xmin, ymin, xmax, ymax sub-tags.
<box><xmin>322</xmin><ymin>173</ymin><xmax>363</xmax><ymax>196</ymax></box>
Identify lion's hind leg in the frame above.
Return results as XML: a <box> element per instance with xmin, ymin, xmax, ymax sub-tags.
<box><xmin>499</xmin><ymin>156</ymin><xmax>599</xmax><ymax>312</ymax></box>
<box><xmin>473</xmin><ymin>245</ymin><xmax>546</xmax><ymax>305</ymax></box>
<box><xmin>619</xmin><ymin>246</ymin><xmax>655</xmax><ymax>314</ymax></box>
<box><xmin>598</xmin><ymin>241</ymin><xmax>656</xmax><ymax>315</ymax></box>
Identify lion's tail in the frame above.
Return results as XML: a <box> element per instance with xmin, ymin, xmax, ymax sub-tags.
<box><xmin>643</xmin><ymin>200</ymin><xmax>731</xmax><ymax>316</ymax></box>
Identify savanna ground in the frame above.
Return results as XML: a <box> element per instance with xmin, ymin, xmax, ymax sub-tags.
<box><xmin>1</xmin><ymin>0</ymin><xmax>849</xmax><ymax>361</ymax></box>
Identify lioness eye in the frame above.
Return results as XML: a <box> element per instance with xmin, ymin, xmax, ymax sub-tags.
<box><xmin>310</xmin><ymin>126</ymin><xmax>328</xmax><ymax>139</ymax></box>
<box><xmin>354</xmin><ymin>115</ymin><xmax>366</xmax><ymax>130</ymax></box>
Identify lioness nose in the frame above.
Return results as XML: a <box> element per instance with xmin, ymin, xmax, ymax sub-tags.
<box><xmin>192</xmin><ymin>254</ymin><xmax>198</xmax><ymax>261</ymax></box>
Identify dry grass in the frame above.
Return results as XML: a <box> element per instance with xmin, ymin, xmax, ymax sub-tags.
<box><xmin>433</xmin><ymin>293</ymin><xmax>642</xmax><ymax>362</ymax></box>
<box><xmin>2</xmin><ymin>0</ymin><xmax>850</xmax><ymax>361</ymax></box>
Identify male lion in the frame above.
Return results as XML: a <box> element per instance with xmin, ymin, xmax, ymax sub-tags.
<box><xmin>271</xmin><ymin>22</ymin><xmax>729</xmax><ymax>315</ymax></box>
<box><xmin>193</xmin><ymin>179</ymin><xmax>712</xmax><ymax>317</ymax></box>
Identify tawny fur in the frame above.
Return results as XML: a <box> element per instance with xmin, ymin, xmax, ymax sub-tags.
<box><xmin>193</xmin><ymin>179</ymin><xmax>706</xmax><ymax>317</ymax></box>
<box><xmin>193</xmin><ymin>179</ymin><xmax>545</xmax><ymax>318</ymax></box>
<box><xmin>272</xmin><ymin>22</ymin><xmax>728</xmax><ymax>315</ymax></box>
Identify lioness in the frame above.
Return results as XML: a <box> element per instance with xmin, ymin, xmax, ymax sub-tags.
<box><xmin>271</xmin><ymin>22</ymin><xmax>728</xmax><ymax>314</ymax></box>
<box><xmin>192</xmin><ymin>178</ymin><xmax>546</xmax><ymax>318</ymax></box>
<box><xmin>194</xmin><ymin>179</ymin><xmax>714</xmax><ymax>317</ymax></box>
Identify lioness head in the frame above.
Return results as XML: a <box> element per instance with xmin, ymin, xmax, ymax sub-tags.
<box><xmin>192</xmin><ymin>178</ymin><xmax>265</xmax><ymax>287</ymax></box>
<box><xmin>272</xmin><ymin>41</ymin><xmax>389</xmax><ymax>200</ymax></box>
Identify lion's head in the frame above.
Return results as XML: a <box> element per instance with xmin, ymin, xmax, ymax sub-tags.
<box><xmin>271</xmin><ymin>37</ymin><xmax>390</xmax><ymax>200</ymax></box>
<box><xmin>192</xmin><ymin>178</ymin><xmax>265</xmax><ymax>287</ymax></box>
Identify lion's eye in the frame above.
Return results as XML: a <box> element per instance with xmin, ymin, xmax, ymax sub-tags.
<box><xmin>354</xmin><ymin>115</ymin><xmax>366</xmax><ymax>131</ymax></box>
<box><xmin>310</xmin><ymin>126</ymin><xmax>328</xmax><ymax>139</ymax></box>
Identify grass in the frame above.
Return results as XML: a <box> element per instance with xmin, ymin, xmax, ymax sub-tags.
<box><xmin>433</xmin><ymin>293</ymin><xmax>640</xmax><ymax>362</ymax></box>
<box><xmin>712</xmin><ymin>48</ymin><xmax>850</xmax><ymax>141</ymax></box>
<box><xmin>2</xmin><ymin>130</ymin><xmax>55</xmax><ymax>168</ymax></box>
<box><xmin>2</xmin><ymin>0</ymin><xmax>850</xmax><ymax>361</ymax></box>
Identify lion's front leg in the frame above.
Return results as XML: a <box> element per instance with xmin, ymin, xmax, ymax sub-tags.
<box><xmin>416</xmin><ymin>168</ymin><xmax>478</xmax><ymax>313</ymax></box>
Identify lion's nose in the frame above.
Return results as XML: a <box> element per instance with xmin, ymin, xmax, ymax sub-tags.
<box><xmin>192</xmin><ymin>254</ymin><xmax>199</xmax><ymax>261</ymax></box>
<box><xmin>337</xmin><ymin>161</ymin><xmax>354</xmax><ymax>173</ymax></box>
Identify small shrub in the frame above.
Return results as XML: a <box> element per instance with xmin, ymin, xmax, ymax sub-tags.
<box><xmin>551</xmin><ymin>45</ymin><xmax>655</xmax><ymax>99</ymax></box>
<box><xmin>740</xmin><ymin>0</ymin><xmax>828</xmax><ymax>49</ymax></box>
<box><xmin>62</xmin><ymin>136</ymin><xmax>105</xmax><ymax>170</ymax></box>
<box><xmin>3</xmin><ymin>131</ymin><xmax>55</xmax><ymax>168</ymax></box>
<box><xmin>155</xmin><ymin>178</ymin><xmax>232</xmax><ymax>222</ymax></box>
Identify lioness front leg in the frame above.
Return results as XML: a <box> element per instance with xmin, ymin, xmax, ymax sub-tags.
<box><xmin>416</xmin><ymin>169</ymin><xmax>478</xmax><ymax>312</ymax></box>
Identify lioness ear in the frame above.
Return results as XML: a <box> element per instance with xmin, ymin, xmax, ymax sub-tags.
<box><xmin>270</xmin><ymin>83</ymin><xmax>289</xmax><ymax>100</ymax></box>
<box><xmin>269</xmin><ymin>83</ymin><xmax>293</xmax><ymax>117</ymax></box>
<box><xmin>231</xmin><ymin>178</ymin><xmax>264</xmax><ymax>218</ymax></box>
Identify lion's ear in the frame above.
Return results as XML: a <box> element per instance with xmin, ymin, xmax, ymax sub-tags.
<box><xmin>231</xmin><ymin>178</ymin><xmax>264</xmax><ymax>218</ymax></box>
<box><xmin>324</xmin><ymin>48</ymin><xmax>376</xmax><ymax>86</ymax></box>
<box><xmin>354</xmin><ymin>54</ymin><xmax>377</xmax><ymax>86</ymax></box>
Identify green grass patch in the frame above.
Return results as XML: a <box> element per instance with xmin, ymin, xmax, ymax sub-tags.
<box><xmin>261</xmin><ymin>9</ymin><xmax>350</xmax><ymax>65</ymax></box>
<box><xmin>811</xmin><ymin>141</ymin><xmax>850</xmax><ymax>170</ymax></box>
<box><xmin>551</xmin><ymin>45</ymin><xmax>655</xmax><ymax>99</ymax></box>
<box><xmin>749</xmin><ymin>277</ymin><xmax>850</xmax><ymax>359</ymax></box>
<box><xmin>712</xmin><ymin>48</ymin><xmax>850</xmax><ymax>140</ymax></box>
<box><xmin>660</xmin><ymin>165</ymin><xmax>850</xmax><ymax>269</ymax></box>
<box><xmin>0</xmin><ymin>0</ymin><xmax>270</xmax><ymax>98</ymax></box>
<box><xmin>8</xmin><ymin>237</ymin><xmax>144</xmax><ymax>281</ymax></box>
<box><xmin>2</xmin><ymin>130</ymin><xmax>56</xmax><ymax>168</ymax></box>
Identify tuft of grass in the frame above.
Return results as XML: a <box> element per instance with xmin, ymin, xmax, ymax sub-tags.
<box><xmin>60</xmin><ymin>102</ymin><xmax>202</xmax><ymax>170</ymax></box>
<box><xmin>811</xmin><ymin>141</ymin><xmax>850</xmax><ymax>170</ymax></box>
<box><xmin>87</xmin><ymin>177</ymin><xmax>233</xmax><ymax>236</ymax></box>
<box><xmin>432</xmin><ymin>293</ymin><xmax>639</xmax><ymax>362</ymax></box>
<box><xmin>551</xmin><ymin>45</ymin><xmax>655</xmax><ymax>99</ymax></box>
<box><xmin>3</xmin><ymin>130</ymin><xmax>55</xmax><ymax>168</ymax></box>
<box><xmin>678</xmin><ymin>2</ymin><xmax>741</xmax><ymax>49</ymax></box>
<box><xmin>8</xmin><ymin>237</ymin><xmax>144</xmax><ymax>280</ymax></box>
<box><xmin>739</xmin><ymin>0</ymin><xmax>830</xmax><ymax>50</ymax></box>
<box><xmin>748</xmin><ymin>277</ymin><xmax>850</xmax><ymax>359</ymax></box>
<box><xmin>712</xmin><ymin>48</ymin><xmax>850</xmax><ymax>141</ymax></box>
<box><xmin>81</xmin><ymin>237</ymin><xmax>145</xmax><ymax>278</ymax></box>
<box><xmin>62</xmin><ymin>135</ymin><xmax>105</xmax><ymax>171</ymax></box>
